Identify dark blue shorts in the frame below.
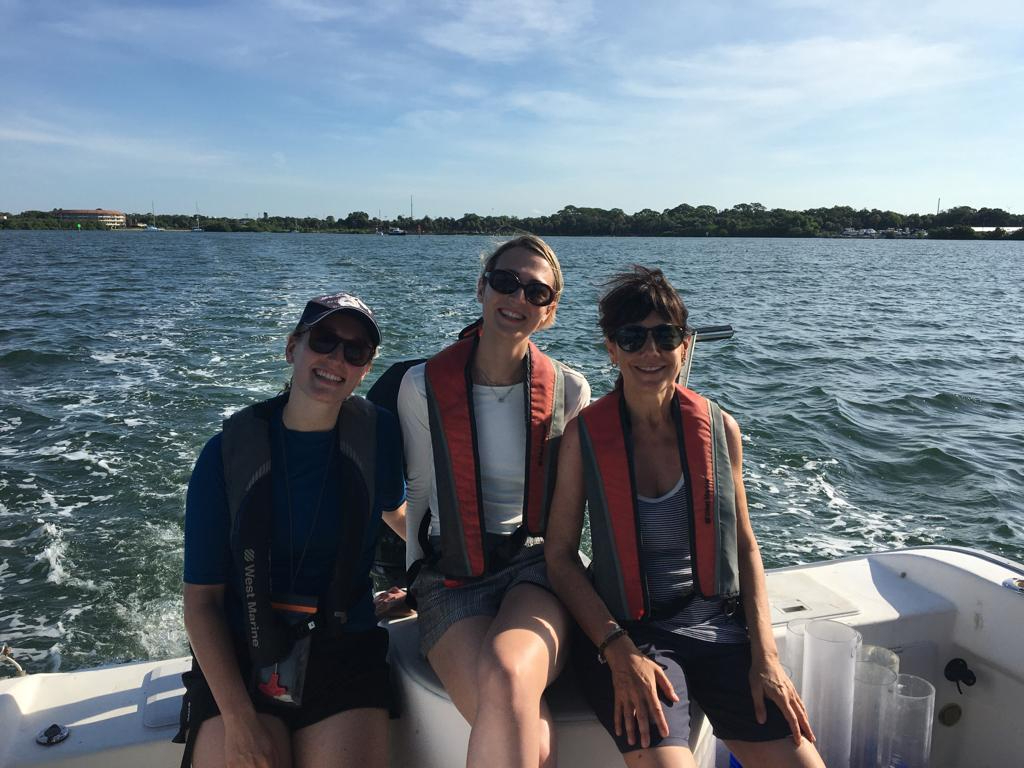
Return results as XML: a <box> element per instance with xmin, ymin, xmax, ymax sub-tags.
<box><xmin>180</xmin><ymin>627</ymin><xmax>392</xmax><ymax>736</ymax></box>
<box><xmin>574</xmin><ymin>623</ymin><xmax>792</xmax><ymax>753</ymax></box>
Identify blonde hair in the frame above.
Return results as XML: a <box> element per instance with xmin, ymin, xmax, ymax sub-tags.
<box><xmin>480</xmin><ymin>234</ymin><xmax>563</xmax><ymax>299</ymax></box>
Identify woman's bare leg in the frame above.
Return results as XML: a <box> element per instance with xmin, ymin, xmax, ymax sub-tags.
<box><xmin>466</xmin><ymin>583</ymin><xmax>570</xmax><ymax>768</ymax></box>
<box><xmin>191</xmin><ymin>713</ymin><xmax>291</xmax><ymax>768</ymax></box>
<box><xmin>624</xmin><ymin>745</ymin><xmax>697</xmax><ymax>768</ymax></box>
<box><xmin>292</xmin><ymin>708</ymin><xmax>388</xmax><ymax>768</ymax></box>
<box><xmin>724</xmin><ymin>737</ymin><xmax>824</xmax><ymax>768</ymax></box>
<box><xmin>427</xmin><ymin>615</ymin><xmax>494</xmax><ymax>724</ymax></box>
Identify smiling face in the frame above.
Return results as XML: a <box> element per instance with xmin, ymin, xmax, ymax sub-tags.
<box><xmin>477</xmin><ymin>246</ymin><xmax>559</xmax><ymax>340</ymax></box>
<box><xmin>285</xmin><ymin>312</ymin><xmax>374</xmax><ymax>411</ymax></box>
<box><xmin>606</xmin><ymin>311</ymin><xmax>689</xmax><ymax>395</ymax></box>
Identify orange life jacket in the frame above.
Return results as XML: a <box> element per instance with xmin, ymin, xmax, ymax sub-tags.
<box><xmin>578</xmin><ymin>384</ymin><xmax>739</xmax><ymax>621</ymax></box>
<box><xmin>424</xmin><ymin>330</ymin><xmax>566</xmax><ymax>578</ymax></box>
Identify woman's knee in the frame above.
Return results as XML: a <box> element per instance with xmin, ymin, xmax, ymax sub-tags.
<box><xmin>475</xmin><ymin>648</ymin><xmax>545</xmax><ymax>711</ymax></box>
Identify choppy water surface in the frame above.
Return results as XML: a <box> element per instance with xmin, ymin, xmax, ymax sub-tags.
<box><xmin>1</xmin><ymin>231</ymin><xmax>1022</xmax><ymax>673</ymax></box>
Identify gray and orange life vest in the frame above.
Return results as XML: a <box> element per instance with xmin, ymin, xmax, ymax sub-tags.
<box><xmin>221</xmin><ymin>393</ymin><xmax>378</xmax><ymax>666</ymax></box>
<box><xmin>424</xmin><ymin>329</ymin><xmax>567</xmax><ymax>578</ymax></box>
<box><xmin>578</xmin><ymin>384</ymin><xmax>740</xmax><ymax>622</ymax></box>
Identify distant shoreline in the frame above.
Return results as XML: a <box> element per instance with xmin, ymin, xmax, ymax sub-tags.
<box><xmin>4</xmin><ymin>202</ymin><xmax>1022</xmax><ymax>241</ymax></box>
<box><xmin>3</xmin><ymin>227</ymin><xmax>1022</xmax><ymax>241</ymax></box>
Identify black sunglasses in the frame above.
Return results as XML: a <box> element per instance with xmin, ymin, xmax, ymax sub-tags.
<box><xmin>305</xmin><ymin>325</ymin><xmax>375</xmax><ymax>366</ymax></box>
<box><xmin>611</xmin><ymin>324</ymin><xmax>688</xmax><ymax>353</ymax></box>
<box><xmin>484</xmin><ymin>269</ymin><xmax>557</xmax><ymax>307</ymax></box>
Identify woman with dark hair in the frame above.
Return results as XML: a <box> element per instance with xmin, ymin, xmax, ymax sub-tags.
<box><xmin>545</xmin><ymin>267</ymin><xmax>824</xmax><ymax>767</ymax></box>
<box><xmin>180</xmin><ymin>292</ymin><xmax>406</xmax><ymax>768</ymax></box>
<box><xmin>397</xmin><ymin>235</ymin><xmax>590</xmax><ymax>767</ymax></box>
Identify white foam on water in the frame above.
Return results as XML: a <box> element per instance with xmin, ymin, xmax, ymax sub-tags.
<box><xmin>123</xmin><ymin>418</ymin><xmax>146</xmax><ymax>427</ymax></box>
<box><xmin>32</xmin><ymin>440</ymin><xmax>71</xmax><ymax>457</ymax></box>
<box><xmin>61</xmin><ymin>392</ymin><xmax>99</xmax><ymax>410</ymax></box>
<box><xmin>90</xmin><ymin>351</ymin><xmax>124</xmax><ymax>365</ymax></box>
<box><xmin>34</xmin><ymin>522</ymin><xmax>68</xmax><ymax>584</ymax></box>
<box><xmin>816</xmin><ymin>478</ymin><xmax>851</xmax><ymax>508</ymax></box>
<box><xmin>0</xmin><ymin>416</ymin><xmax>22</xmax><ymax>433</ymax></box>
<box><xmin>37</xmin><ymin>490</ymin><xmax>64</xmax><ymax>510</ymax></box>
<box><xmin>58</xmin><ymin>449</ymin><xmax>118</xmax><ymax>474</ymax></box>
<box><xmin>136</xmin><ymin>595</ymin><xmax>188</xmax><ymax>660</ymax></box>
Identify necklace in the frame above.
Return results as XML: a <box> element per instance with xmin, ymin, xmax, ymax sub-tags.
<box><xmin>474</xmin><ymin>363</ymin><xmax>521</xmax><ymax>403</ymax></box>
<box><xmin>279</xmin><ymin>422</ymin><xmax>336</xmax><ymax>591</ymax></box>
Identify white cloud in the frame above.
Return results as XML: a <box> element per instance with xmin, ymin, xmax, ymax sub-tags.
<box><xmin>505</xmin><ymin>90</ymin><xmax>604</xmax><ymax>122</ymax></box>
<box><xmin>398</xmin><ymin>109</ymin><xmax>464</xmax><ymax>132</ymax></box>
<box><xmin>617</xmin><ymin>35</ymin><xmax>985</xmax><ymax>113</ymax></box>
<box><xmin>447</xmin><ymin>82</ymin><xmax>489</xmax><ymax>100</ymax></box>
<box><xmin>0</xmin><ymin>116</ymin><xmax>230</xmax><ymax>168</ymax></box>
<box><xmin>268</xmin><ymin>0</ymin><xmax>358</xmax><ymax>22</ymax></box>
<box><xmin>420</xmin><ymin>0</ymin><xmax>593</xmax><ymax>62</ymax></box>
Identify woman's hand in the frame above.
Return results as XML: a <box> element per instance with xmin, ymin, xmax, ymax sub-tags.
<box><xmin>749</xmin><ymin>655</ymin><xmax>814</xmax><ymax>745</ymax></box>
<box><xmin>374</xmin><ymin>586</ymin><xmax>415</xmax><ymax>619</ymax></box>
<box><xmin>604</xmin><ymin>637</ymin><xmax>680</xmax><ymax>748</ymax></box>
<box><xmin>223</xmin><ymin>710</ymin><xmax>279</xmax><ymax>768</ymax></box>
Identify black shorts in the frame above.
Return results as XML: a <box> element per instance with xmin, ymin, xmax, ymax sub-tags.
<box><xmin>574</xmin><ymin>623</ymin><xmax>791</xmax><ymax>753</ymax></box>
<box><xmin>178</xmin><ymin>626</ymin><xmax>392</xmax><ymax>747</ymax></box>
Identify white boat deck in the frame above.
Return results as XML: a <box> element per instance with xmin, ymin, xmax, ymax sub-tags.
<box><xmin>1</xmin><ymin>547</ymin><xmax>1021</xmax><ymax>768</ymax></box>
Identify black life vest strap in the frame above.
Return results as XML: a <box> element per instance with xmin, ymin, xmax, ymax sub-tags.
<box><xmin>317</xmin><ymin>449</ymin><xmax>370</xmax><ymax>637</ymax></box>
<box><xmin>235</xmin><ymin>471</ymin><xmax>293</xmax><ymax>667</ymax></box>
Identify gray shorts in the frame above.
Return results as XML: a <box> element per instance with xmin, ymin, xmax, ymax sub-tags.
<box><xmin>411</xmin><ymin>537</ymin><xmax>551</xmax><ymax>655</ymax></box>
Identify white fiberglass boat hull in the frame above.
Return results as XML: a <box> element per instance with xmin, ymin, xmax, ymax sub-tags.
<box><xmin>1</xmin><ymin>546</ymin><xmax>1021</xmax><ymax>768</ymax></box>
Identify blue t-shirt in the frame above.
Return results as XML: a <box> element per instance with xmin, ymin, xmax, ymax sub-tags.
<box><xmin>183</xmin><ymin>401</ymin><xmax>406</xmax><ymax>635</ymax></box>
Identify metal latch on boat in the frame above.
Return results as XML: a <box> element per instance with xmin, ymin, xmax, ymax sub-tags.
<box><xmin>36</xmin><ymin>723</ymin><xmax>70</xmax><ymax>746</ymax></box>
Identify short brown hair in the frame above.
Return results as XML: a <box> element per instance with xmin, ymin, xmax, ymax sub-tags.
<box><xmin>598</xmin><ymin>265</ymin><xmax>688</xmax><ymax>337</ymax></box>
<box><xmin>480</xmin><ymin>234</ymin><xmax>563</xmax><ymax>298</ymax></box>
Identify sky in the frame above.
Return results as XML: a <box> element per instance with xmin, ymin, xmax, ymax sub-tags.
<box><xmin>2</xmin><ymin>0</ymin><xmax>1023</xmax><ymax>219</ymax></box>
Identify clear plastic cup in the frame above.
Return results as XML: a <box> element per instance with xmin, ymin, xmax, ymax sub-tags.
<box><xmin>887</xmin><ymin>674</ymin><xmax>935</xmax><ymax>768</ymax></box>
<box><xmin>802</xmin><ymin>619</ymin><xmax>862</xmax><ymax>768</ymax></box>
<box><xmin>850</xmin><ymin>660</ymin><xmax>897</xmax><ymax>768</ymax></box>
<box><xmin>858</xmin><ymin>643</ymin><xmax>899</xmax><ymax>677</ymax></box>
<box><xmin>783</xmin><ymin>618</ymin><xmax>809</xmax><ymax>695</ymax></box>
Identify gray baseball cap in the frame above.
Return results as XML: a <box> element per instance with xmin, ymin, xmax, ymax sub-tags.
<box><xmin>298</xmin><ymin>292</ymin><xmax>381</xmax><ymax>346</ymax></box>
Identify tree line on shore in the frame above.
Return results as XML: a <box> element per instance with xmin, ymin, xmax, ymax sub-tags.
<box><xmin>3</xmin><ymin>203</ymin><xmax>1023</xmax><ymax>239</ymax></box>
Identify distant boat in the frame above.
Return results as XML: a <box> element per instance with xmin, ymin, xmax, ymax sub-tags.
<box><xmin>388</xmin><ymin>227</ymin><xmax>406</xmax><ymax>236</ymax></box>
<box><xmin>145</xmin><ymin>202</ymin><xmax>161</xmax><ymax>231</ymax></box>
<box><xmin>191</xmin><ymin>203</ymin><xmax>203</xmax><ymax>232</ymax></box>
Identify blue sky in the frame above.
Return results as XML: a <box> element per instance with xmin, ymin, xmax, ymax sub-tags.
<box><xmin>2</xmin><ymin>0</ymin><xmax>1022</xmax><ymax>218</ymax></box>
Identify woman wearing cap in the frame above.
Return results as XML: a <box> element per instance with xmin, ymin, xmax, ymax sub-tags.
<box><xmin>180</xmin><ymin>293</ymin><xmax>407</xmax><ymax>768</ymax></box>
<box><xmin>397</xmin><ymin>235</ymin><xmax>590</xmax><ymax>767</ymax></box>
<box><xmin>545</xmin><ymin>267</ymin><xmax>823</xmax><ymax>768</ymax></box>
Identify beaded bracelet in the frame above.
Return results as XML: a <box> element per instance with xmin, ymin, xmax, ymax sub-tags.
<box><xmin>596</xmin><ymin>625</ymin><xmax>628</xmax><ymax>664</ymax></box>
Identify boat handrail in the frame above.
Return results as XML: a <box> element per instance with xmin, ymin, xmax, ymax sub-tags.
<box><xmin>769</xmin><ymin>544</ymin><xmax>1024</xmax><ymax>577</ymax></box>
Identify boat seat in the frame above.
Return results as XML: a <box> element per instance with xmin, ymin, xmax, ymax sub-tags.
<box><xmin>385</xmin><ymin>615</ymin><xmax>717</xmax><ymax>767</ymax></box>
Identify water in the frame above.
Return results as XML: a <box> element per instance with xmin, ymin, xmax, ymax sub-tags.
<box><xmin>1</xmin><ymin>231</ymin><xmax>1022</xmax><ymax>674</ymax></box>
